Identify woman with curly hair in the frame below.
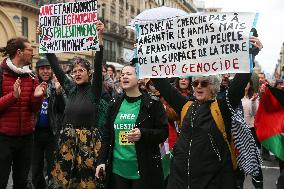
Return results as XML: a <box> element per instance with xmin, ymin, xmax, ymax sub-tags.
<box><xmin>45</xmin><ymin>21</ymin><xmax>108</xmax><ymax>189</ymax></box>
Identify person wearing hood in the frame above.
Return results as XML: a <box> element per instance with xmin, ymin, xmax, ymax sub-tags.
<box><xmin>0</xmin><ymin>37</ymin><xmax>47</xmax><ymax>189</ymax></box>
<box><xmin>32</xmin><ymin>59</ymin><xmax>65</xmax><ymax>189</ymax></box>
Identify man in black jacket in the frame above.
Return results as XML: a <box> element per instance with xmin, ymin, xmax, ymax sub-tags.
<box><xmin>32</xmin><ymin>59</ymin><xmax>65</xmax><ymax>189</ymax></box>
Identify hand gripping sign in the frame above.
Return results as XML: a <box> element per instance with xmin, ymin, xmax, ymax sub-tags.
<box><xmin>39</xmin><ymin>0</ymin><xmax>99</xmax><ymax>53</ymax></box>
<box><xmin>135</xmin><ymin>12</ymin><xmax>259</xmax><ymax>79</ymax></box>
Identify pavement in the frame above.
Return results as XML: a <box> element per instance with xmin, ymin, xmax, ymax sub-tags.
<box><xmin>6</xmin><ymin>158</ymin><xmax>280</xmax><ymax>189</ymax></box>
<box><xmin>244</xmin><ymin>158</ymin><xmax>280</xmax><ymax>189</ymax></box>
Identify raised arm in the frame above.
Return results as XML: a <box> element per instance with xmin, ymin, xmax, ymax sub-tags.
<box><xmin>152</xmin><ymin>78</ymin><xmax>188</xmax><ymax>113</ymax></box>
<box><xmin>92</xmin><ymin>46</ymin><xmax>103</xmax><ymax>102</ymax></box>
<box><xmin>46</xmin><ymin>53</ymin><xmax>73</xmax><ymax>96</ymax></box>
<box><xmin>92</xmin><ymin>21</ymin><xmax>104</xmax><ymax>102</ymax></box>
<box><xmin>228</xmin><ymin>73</ymin><xmax>252</xmax><ymax>109</ymax></box>
<box><xmin>91</xmin><ymin>21</ymin><xmax>104</xmax><ymax>103</ymax></box>
<box><xmin>227</xmin><ymin>36</ymin><xmax>263</xmax><ymax>108</ymax></box>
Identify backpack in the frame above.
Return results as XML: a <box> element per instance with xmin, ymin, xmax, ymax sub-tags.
<box><xmin>180</xmin><ymin>100</ymin><xmax>237</xmax><ymax>170</ymax></box>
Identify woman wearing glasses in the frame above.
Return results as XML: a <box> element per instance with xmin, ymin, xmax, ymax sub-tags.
<box><xmin>44</xmin><ymin>21</ymin><xmax>108</xmax><ymax>188</ymax></box>
<box><xmin>151</xmin><ymin>36</ymin><xmax>263</xmax><ymax>189</ymax></box>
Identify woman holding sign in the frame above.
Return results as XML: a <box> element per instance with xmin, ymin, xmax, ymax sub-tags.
<box><xmin>151</xmin><ymin>36</ymin><xmax>263</xmax><ymax>189</ymax></box>
<box><xmin>44</xmin><ymin>21</ymin><xmax>108</xmax><ymax>188</ymax></box>
<box><xmin>95</xmin><ymin>65</ymin><xmax>168</xmax><ymax>189</ymax></box>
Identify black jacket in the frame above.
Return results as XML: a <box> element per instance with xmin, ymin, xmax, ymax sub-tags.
<box><xmin>152</xmin><ymin>72</ymin><xmax>251</xmax><ymax>189</ymax></box>
<box><xmin>35</xmin><ymin>80</ymin><xmax>65</xmax><ymax>135</ymax></box>
<box><xmin>98</xmin><ymin>92</ymin><xmax>168</xmax><ymax>189</ymax></box>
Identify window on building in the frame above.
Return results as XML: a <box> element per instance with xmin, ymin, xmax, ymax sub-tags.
<box><xmin>130</xmin><ymin>5</ymin><xmax>135</xmax><ymax>14</ymax></box>
<box><xmin>36</xmin><ymin>21</ymin><xmax>39</xmax><ymax>43</ymax></box>
<box><xmin>102</xmin><ymin>8</ymin><xmax>105</xmax><ymax>19</ymax></box>
<box><xmin>103</xmin><ymin>39</ymin><xmax>116</xmax><ymax>62</ymax></box>
<box><xmin>22</xmin><ymin>17</ymin><xmax>28</xmax><ymax>37</ymax></box>
<box><xmin>111</xmin><ymin>10</ymin><xmax>116</xmax><ymax>20</ymax></box>
<box><xmin>101</xmin><ymin>3</ymin><xmax>105</xmax><ymax>19</ymax></box>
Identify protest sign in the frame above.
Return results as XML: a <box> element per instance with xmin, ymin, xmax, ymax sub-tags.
<box><xmin>135</xmin><ymin>12</ymin><xmax>258</xmax><ymax>79</ymax></box>
<box><xmin>39</xmin><ymin>0</ymin><xmax>98</xmax><ymax>53</ymax></box>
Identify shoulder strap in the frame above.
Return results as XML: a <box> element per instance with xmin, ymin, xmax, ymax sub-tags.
<box><xmin>180</xmin><ymin>100</ymin><xmax>237</xmax><ymax>169</ymax></box>
<box><xmin>210</xmin><ymin>101</ymin><xmax>237</xmax><ymax>170</ymax></box>
<box><xmin>180</xmin><ymin>101</ymin><xmax>193</xmax><ymax>126</ymax></box>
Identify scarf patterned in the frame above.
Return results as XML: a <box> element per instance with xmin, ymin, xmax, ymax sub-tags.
<box><xmin>225</xmin><ymin>90</ymin><xmax>262</xmax><ymax>176</ymax></box>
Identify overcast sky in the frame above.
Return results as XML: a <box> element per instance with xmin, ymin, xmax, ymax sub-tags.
<box><xmin>202</xmin><ymin>0</ymin><xmax>284</xmax><ymax>77</ymax></box>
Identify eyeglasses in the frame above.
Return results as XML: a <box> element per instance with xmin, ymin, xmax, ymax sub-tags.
<box><xmin>71</xmin><ymin>68</ymin><xmax>86</xmax><ymax>76</ymax></box>
<box><xmin>192</xmin><ymin>80</ymin><xmax>210</xmax><ymax>88</ymax></box>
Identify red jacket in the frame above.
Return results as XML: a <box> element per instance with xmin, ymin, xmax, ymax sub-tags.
<box><xmin>0</xmin><ymin>58</ymin><xmax>42</xmax><ymax>136</ymax></box>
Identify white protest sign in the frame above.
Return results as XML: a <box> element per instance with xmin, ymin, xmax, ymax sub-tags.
<box><xmin>135</xmin><ymin>12</ymin><xmax>258</xmax><ymax>79</ymax></box>
<box><xmin>39</xmin><ymin>0</ymin><xmax>98</xmax><ymax>53</ymax></box>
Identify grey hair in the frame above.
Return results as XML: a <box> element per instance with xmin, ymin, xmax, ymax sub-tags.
<box><xmin>192</xmin><ymin>75</ymin><xmax>221</xmax><ymax>99</ymax></box>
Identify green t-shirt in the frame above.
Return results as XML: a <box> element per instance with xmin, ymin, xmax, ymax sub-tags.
<box><xmin>112</xmin><ymin>98</ymin><xmax>141</xmax><ymax>179</ymax></box>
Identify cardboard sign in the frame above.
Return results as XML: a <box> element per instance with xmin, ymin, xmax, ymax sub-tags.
<box><xmin>39</xmin><ymin>0</ymin><xmax>98</xmax><ymax>53</ymax></box>
<box><xmin>135</xmin><ymin>12</ymin><xmax>258</xmax><ymax>78</ymax></box>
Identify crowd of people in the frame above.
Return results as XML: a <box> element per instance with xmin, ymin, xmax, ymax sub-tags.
<box><xmin>0</xmin><ymin>19</ymin><xmax>283</xmax><ymax>189</ymax></box>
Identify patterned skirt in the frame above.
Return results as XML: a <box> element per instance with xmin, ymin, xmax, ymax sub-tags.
<box><xmin>50</xmin><ymin>124</ymin><xmax>102</xmax><ymax>189</ymax></box>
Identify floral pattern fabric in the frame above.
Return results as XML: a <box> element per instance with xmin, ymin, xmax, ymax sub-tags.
<box><xmin>50</xmin><ymin>125</ymin><xmax>102</xmax><ymax>189</ymax></box>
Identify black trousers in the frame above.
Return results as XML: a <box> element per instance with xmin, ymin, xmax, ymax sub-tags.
<box><xmin>111</xmin><ymin>173</ymin><xmax>142</xmax><ymax>189</ymax></box>
<box><xmin>235</xmin><ymin>168</ymin><xmax>263</xmax><ymax>189</ymax></box>
<box><xmin>0</xmin><ymin>133</ymin><xmax>33</xmax><ymax>189</ymax></box>
<box><xmin>279</xmin><ymin>158</ymin><xmax>284</xmax><ymax>173</ymax></box>
<box><xmin>32</xmin><ymin>128</ymin><xmax>56</xmax><ymax>189</ymax></box>
<box><xmin>277</xmin><ymin>169</ymin><xmax>284</xmax><ymax>189</ymax></box>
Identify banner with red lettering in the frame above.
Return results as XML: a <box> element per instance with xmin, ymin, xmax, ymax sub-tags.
<box><xmin>135</xmin><ymin>12</ymin><xmax>258</xmax><ymax>78</ymax></box>
<box><xmin>39</xmin><ymin>0</ymin><xmax>98</xmax><ymax>53</ymax></box>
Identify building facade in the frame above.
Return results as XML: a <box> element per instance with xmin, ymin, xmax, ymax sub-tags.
<box><xmin>0</xmin><ymin>0</ymin><xmax>40</xmax><ymax>66</ymax></box>
<box><xmin>0</xmin><ymin>0</ymin><xmax>96</xmax><ymax>67</ymax></box>
<box><xmin>0</xmin><ymin>0</ymin><xmax>197</xmax><ymax>68</ymax></box>
<box><xmin>274</xmin><ymin>42</ymin><xmax>284</xmax><ymax>79</ymax></box>
<box><xmin>193</xmin><ymin>0</ymin><xmax>221</xmax><ymax>12</ymax></box>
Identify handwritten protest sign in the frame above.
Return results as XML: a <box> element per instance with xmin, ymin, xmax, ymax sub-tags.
<box><xmin>39</xmin><ymin>0</ymin><xmax>98</xmax><ymax>53</ymax></box>
<box><xmin>135</xmin><ymin>12</ymin><xmax>258</xmax><ymax>78</ymax></box>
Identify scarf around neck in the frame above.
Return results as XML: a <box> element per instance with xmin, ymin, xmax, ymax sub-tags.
<box><xmin>6</xmin><ymin>58</ymin><xmax>32</xmax><ymax>75</ymax></box>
